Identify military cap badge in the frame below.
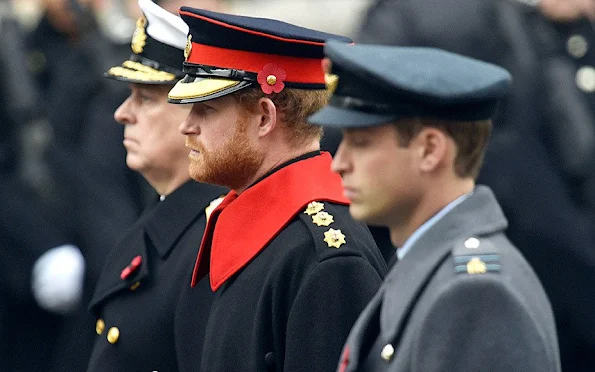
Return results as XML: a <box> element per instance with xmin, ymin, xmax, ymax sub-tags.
<box><xmin>131</xmin><ymin>16</ymin><xmax>148</xmax><ymax>54</ymax></box>
<box><xmin>105</xmin><ymin>0</ymin><xmax>188</xmax><ymax>84</ymax></box>
<box><xmin>184</xmin><ymin>34</ymin><xmax>192</xmax><ymax>61</ymax></box>
<box><xmin>322</xmin><ymin>58</ymin><xmax>339</xmax><ymax>94</ymax></box>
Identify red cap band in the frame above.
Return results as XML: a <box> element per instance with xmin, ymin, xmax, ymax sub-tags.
<box><xmin>186</xmin><ymin>42</ymin><xmax>325</xmax><ymax>85</ymax></box>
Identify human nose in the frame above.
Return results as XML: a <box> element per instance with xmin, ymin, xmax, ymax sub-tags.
<box><xmin>114</xmin><ymin>97</ymin><xmax>134</xmax><ymax>125</ymax></box>
<box><xmin>179</xmin><ymin>105</ymin><xmax>199</xmax><ymax>135</ymax></box>
<box><xmin>331</xmin><ymin>140</ymin><xmax>350</xmax><ymax>176</ymax></box>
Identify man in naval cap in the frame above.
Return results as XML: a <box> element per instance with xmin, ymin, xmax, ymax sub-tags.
<box><xmin>86</xmin><ymin>1</ymin><xmax>225</xmax><ymax>371</ymax></box>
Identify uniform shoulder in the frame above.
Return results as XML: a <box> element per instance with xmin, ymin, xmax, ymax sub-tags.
<box><xmin>450</xmin><ymin>235</ymin><xmax>505</xmax><ymax>277</ymax></box>
<box><xmin>413</xmin><ymin>270</ymin><xmax>560</xmax><ymax>372</ymax></box>
<box><xmin>296</xmin><ymin>201</ymin><xmax>386</xmax><ymax>268</ymax></box>
<box><xmin>423</xmin><ymin>234</ymin><xmax>510</xmax><ymax>299</ymax></box>
<box><xmin>421</xmin><ymin>234</ymin><xmax>549</xmax><ymax>337</ymax></box>
<box><xmin>448</xmin><ymin>233</ymin><xmax>540</xmax><ymax>281</ymax></box>
<box><xmin>407</xmin><ymin>234</ymin><xmax>559</xmax><ymax>370</ymax></box>
<box><xmin>430</xmin><ymin>233</ymin><xmax>551</xmax><ymax>312</ymax></box>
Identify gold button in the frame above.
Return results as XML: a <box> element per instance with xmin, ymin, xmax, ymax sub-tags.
<box><xmin>266</xmin><ymin>75</ymin><xmax>277</xmax><ymax>85</ymax></box>
<box><xmin>130</xmin><ymin>281</ymin><xmax>141</xmax><ymax>291</ymax></box>
<box><xmin>107</xmin><ymin>327</ymin><xmax>120</xmax><ymax>344</ymax></box>
<box><xmin>95</xmin><ymin>319</ymin><xmax>105</xmax><ymax>335</ymax></box>
<box><xmin>381</xmin><ymin>343</ymin><xmax>394</xmax><ymax>361</ymax></box>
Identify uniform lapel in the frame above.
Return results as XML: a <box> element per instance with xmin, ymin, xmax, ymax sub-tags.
<box><xmin>379</xmin><ymin>186</ymin><xmax>508</xmax><ymax>343</ymax></box>
<box><xmin>89</xmin><ymin>181</ymin><xmax>226</xmax><ymax>313</ymax></box>
<box><xmin>88</xmin><ymin>223</ymin><xmax>151</xmax><ymax>313</ymax></box>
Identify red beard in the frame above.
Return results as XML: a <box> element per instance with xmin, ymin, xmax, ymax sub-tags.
<box><xmin>187</xmin><ymin>116</ymin><xmax>264</xmax><ymax>191</ymax></box>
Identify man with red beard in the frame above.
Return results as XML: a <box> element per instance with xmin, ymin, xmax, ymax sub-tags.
<box><xmin>168</xmin><ymin>7</ymin><xmax>388</xmax><ymax>372</ymax></box>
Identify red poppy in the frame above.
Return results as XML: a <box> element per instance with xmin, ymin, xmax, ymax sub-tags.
<box><xmin>338</xmin><ymin>346</ymin><xmax>350</xmax><ymax>372</ymax></box>
<box><xmin>257</xmin><ymin>63</ymin><xmax>286</xmax><ymax>94</ymax></box>
<box><xmin>120</xmin><ymin>255</ymin><xmax>143</xmax><ymax>280</ymax></box>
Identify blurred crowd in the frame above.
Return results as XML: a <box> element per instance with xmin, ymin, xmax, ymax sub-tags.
<box><xmin>0</xmin><ymin>0</ymin><xmax>593</xmax><ymax>371</ymax></box>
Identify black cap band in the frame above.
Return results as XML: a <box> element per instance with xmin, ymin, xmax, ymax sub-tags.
<box><xmin>137</xmin><ymin>33</ymin><xmax>185</xmax><ymax>74</ymax></box>
<box><xmin>130</xmin><ymin>54</ymin><xmax>184</xmax><ymax>79</ymax></box>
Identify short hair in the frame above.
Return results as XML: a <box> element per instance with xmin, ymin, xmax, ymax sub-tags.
<box><xmin>232</xmin><ymin>87</ymin><xmax>328</xmax><ymax>147</ymax></box>
<box><xmin>393</xmin><ymin>117</ymin><xmax>492</xmax><ymax>179</ymax></box>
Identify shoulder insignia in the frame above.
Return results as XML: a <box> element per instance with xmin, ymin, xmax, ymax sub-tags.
<box><xmin>452</xmin><ymin>236</ymin><xmax>501</xmax><ymax>275</ymax></box>
<box><xmin>304</xmin><ymin>201</ymin><xmax>325</xmax><ymax>215</ymax></box>
<box><xmin>205</xmin><ymin>196</ymin><xmax>225</xmax><ymax>222</ymax></box>
<box><xmin>312</xmin><ymin>211</ymin><xmax>334</xmax><ymax>226</ymax></box>
<box><xmin>465</xmin><ymin>257</ymin><xmax>487</xmax><ymax>274</ymax></box>
<box><xmin>453</xmin><ymin>255</ymin><xmax>501</xmax><ymax>274</ymax></box>
<box><xmin>324</xmin><ymin>228</ymin><xmax>346</xmax><ymax>248</ymax></box>
<box><xmin>301</xmin><ymin>202</ymin><xmax>349</xmax><ymax>249</ymax></box>
<box><xmin>131</xmin><ymin>16</ymin><xmax>147</xmax><ymax>54</ymax></box>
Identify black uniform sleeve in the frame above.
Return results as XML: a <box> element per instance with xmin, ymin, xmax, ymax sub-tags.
<box><xmin>411</xmin><ymin>275</ymin><xmax>559</xmax><ymax>372</ymax></box>
<box><xmin>284</xmin><ymin>255</ymin><xmax>383</xmax><ymax>372</ymax></box>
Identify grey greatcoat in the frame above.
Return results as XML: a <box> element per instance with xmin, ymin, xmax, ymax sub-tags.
<box><xmin>337</xmin><ymin>186</ymin><xmax>561</xmax><ymax>372</ymax></box>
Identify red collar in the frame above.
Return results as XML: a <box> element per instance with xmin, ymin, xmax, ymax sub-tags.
<box><xmin>191</xmin><ymin>152</ymin><xmax>348</xmax><ymax>291</ymax></box>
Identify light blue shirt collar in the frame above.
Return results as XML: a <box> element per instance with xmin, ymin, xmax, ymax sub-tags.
<box><xmin>397</xmin><ymin>191</ymin><xmax>472</xmax><ymax>260</ymax></box>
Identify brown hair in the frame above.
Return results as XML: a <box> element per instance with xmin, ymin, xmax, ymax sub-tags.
<box><xmin>393</xmin><ymin>118</ymin><xmax>492</xmax><ymax>179</ymax></box>
<box><xmin>232</xmin><ymin>87</ymin><xmax>329</xmax><ymax>147</ymax></box>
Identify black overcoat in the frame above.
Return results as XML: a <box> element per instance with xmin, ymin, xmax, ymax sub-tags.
<box><xmin>87</xmin><ymin>180</ymin><xmax>225</xmax><ymax>372</ymax></box>
<box><xmin>178</xmin><ymin>152</ymin><xmax>388</xmax><ymax>372</ymax></box>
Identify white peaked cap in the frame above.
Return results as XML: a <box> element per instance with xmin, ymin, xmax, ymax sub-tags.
<box><xmin>139</xmin><ymin>0</ymin><xmax>189</xmax><ymax>50</ymax></box>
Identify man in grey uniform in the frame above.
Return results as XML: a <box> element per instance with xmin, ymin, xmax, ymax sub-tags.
<box><xmin>309</xmin><ymin>42</ymin><xmax>561</xmax><ymax>372</ymax></box>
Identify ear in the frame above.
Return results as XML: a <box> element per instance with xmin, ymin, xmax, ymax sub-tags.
<box><xmin>416</xmin><ymin>127</ymin><xmax>449</xmax><ymax>173</ymax></box>
<box><xmin>256</xmin><ymin>97</ymin><xmax>277</xmax><ymax>138</ymax></box>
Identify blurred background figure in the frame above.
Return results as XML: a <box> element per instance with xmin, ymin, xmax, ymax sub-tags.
<box><xmin>3</xmin><ymin>0</ymin><xmax>144</xmax><ymax>370</ymax></box>
<box><xmin>0</xmin><ymin>0</ymin><xmax>86</xmax><ymax>370</ymax></box>
<box><xmin>20</xmin><ymin>1</ymin><xmax>151</xmax><ymax>371</ymax></box>
<box><xmin>146</xmin><ymin>0</ymin><xmax>227</xmax><ymax>14</ymax></box>
<box><xmin>356</xmin><ymin>0</ymin><xmax>595</xmax><ymax>371</ymax></box>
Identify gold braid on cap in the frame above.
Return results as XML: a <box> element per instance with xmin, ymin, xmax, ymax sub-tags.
<box><xmin>107</xmin><ymin>60</ymin><xmax>177</xmax><ymax>82</ymax></box>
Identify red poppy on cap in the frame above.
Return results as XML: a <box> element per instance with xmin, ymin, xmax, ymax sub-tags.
<box><xmin>257</xmin><ymin>63</ymin><xmax>286</xmax><ymax>94</ymax></box>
